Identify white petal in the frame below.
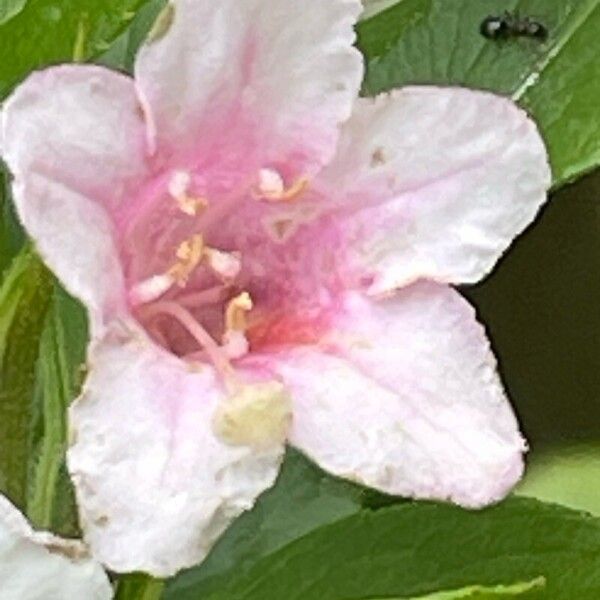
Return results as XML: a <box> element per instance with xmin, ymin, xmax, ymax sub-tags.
<box><xmin>1</xmin><ymin>65</ymin><xmax>150</xmax><ymax>329</ymax></box>
<box><xmin>321</xmin><ymin>87</ymin><xmax>551</xmax><ymax>292</ymax></box>
<box><xmin>260</xmin><ymin>282</ymin><xmax>525</xmax><ymax>508</ymax></box>
<box><xmin>0</xmin><ymin>496</ymin><xmax>111</xmax><ymax>600</ymax></box>
<box><xmin>135</xmin><ymin>0</ymin><xmax>363</xmax><ymax>175</ymax></box>
<box><xmin>68</xmin><ymin>321</ymin><xmax>284</xmax><ymax>577</ymax></box>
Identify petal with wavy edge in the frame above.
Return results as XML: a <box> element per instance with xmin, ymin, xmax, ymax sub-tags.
<box><xmin>135</xmin><ymin>0</ymin><xmax>363</xmax><ymax>177</ymax></box>
<box><xmin>253</xmin><ymin>282</ymin><xmax>525</xmax><ymax>508</ymax></box>
<box><xmin>321</xmin><ymin>87</ymin><xmax>551</xmax><ymax>293</ymax></box>
<box><xmin>1</xmin><ymin>65</ymin><xmax>150</xmax><ymax>329</ymax></box>
<box><xmin>0</xmin><ymin>495</ymin><xmax>111</xmax><ymax>600</ymax></box>
<box><xmin>67</xmin><ymin>321</ymin><xmax>285</xmax><ymax>577</ymax></box>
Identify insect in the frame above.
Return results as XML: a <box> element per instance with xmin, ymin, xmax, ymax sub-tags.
<box><xmin>480</xmin><ymin>12</ymin><xmax>548</xmax><ymax>41</ymax></box>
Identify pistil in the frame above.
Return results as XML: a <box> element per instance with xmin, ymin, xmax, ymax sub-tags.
<box><xmin>140</xmin><ymin>301</ymin><xmax>236</xmax><ymax>381</ymax></box>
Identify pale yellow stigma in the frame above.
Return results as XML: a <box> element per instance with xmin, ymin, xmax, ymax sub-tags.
<box><xmin>169</xmin><ymin>170</ymin><xmax>208</xmax><ymax>216</ymax></box>
<box><xmin>168</xmin><ymin>234</ymin><xmax>205</xmax><ymax>286</ymax></box>
<box><xmin>256</xmin><ymin>168</ymin><xmax>309</xmax><ymax>202</ymax></box>
<box><xmin>212</xmin><ymin>381</ymin><xmax>292</xmax><ymax>449</ymax></box>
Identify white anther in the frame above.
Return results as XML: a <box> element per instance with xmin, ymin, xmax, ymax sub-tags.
<box><xmin>129</xmin><ymin>274</ymin><xmax>174</xmax><ymax>306</ymax></box>
<box><xmin>205</xmin><ymin>248</ymin><xmax>242</xmax><ymax>281</ymax></box>
<box><xmin>168</xmin><ymin>170</ymin><xmax>191</xmax><ymax>199</ymax></box>
<box><xmin>255</xmin><ymin>168</ymin><xmax>309</xmax><ymax>202</ymax></box>
<box><xmin>222</xmin><ymin>329</ymin><xmax>250</xmax><ymax>359</ymax></box>
<box><xmin>169</xmin><ymin>170</ymin><xmax>207</xmax><ymax>215</ymax></box>
<box><xmin>257</xmin><ymin>168</ymin><xmax>285</xmax><ymax>197</ymax></box>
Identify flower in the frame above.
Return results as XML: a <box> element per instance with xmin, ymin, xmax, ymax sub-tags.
<box><xmin>1</xmin><ymin>0</ymin><xmax>550</xmax><ymax>577</ymax></box>
<box><xmin>0</xmin><ymin>495</ymin><xmax>111</xmax><ymax>599</ymax></box>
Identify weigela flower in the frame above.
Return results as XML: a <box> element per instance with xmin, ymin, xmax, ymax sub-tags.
<box><xmin>1</xmin><ymin>0</ymin><xmax>550</xmax><ymax>576</ymax></box>
<box><xmin>0</xmin><ymin>495</ymin><xmax>110</xmax><ymax>599</ymax></box>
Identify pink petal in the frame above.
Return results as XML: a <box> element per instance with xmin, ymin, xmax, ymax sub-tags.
<box><xmin>0</xmin><ymin>495</ymin><xmax>111</xmax><ymax>600</ymax></box>
<box><xmin>135</xmin><ymin>0</ymin><xmax>363</xmax><ymax>177</ymax></box>
<box><xmin>1</xmin><ymin>65</ymin><xmax>150</xmax><ymax>329</ymax></box>
<box><xmin>252</xmin><ymin>282</ymin><xmax>525</xmax><ymax>508</ymax></box>
<box><xmin>67</xmin><ymin>320</ymin><xmax>284</xmax><ymax>577</ymax></box>
<box><xmin>320</xmin><ymin>87</ymin><xmax>551</xmax><ymax>293</ymax></box>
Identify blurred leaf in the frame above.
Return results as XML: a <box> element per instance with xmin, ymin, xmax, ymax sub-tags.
<box><xmin>27</xmin><ymin>284</ymin><xmax>87</xmax><ymax>535</ymax></box>
<box><xmin>97</xmin><ymin>0</ymin><xmax>165</xmax><ymax>72</ymax></box>
<box><xmin>115</xmin><ymin>573</ymin><xmax>165</xmax><ymax>600</ymax></box>
<box><xmin>0</xmin><ymin>0</ymin><xmax>155</xmax><ymax>99</ymax></box>
<box><xmin>0</xmin><ymin>0</ymin><xmax>27</xmax><ymax>25</ymax></box>
<box><xmin>365</xmin><ymin>576</ymin><xmax>546</xmax><ymax>598</ymax></box>
<box><xmin>169</xmin><ymin>498</ymin><xmax>600</xmax><ymax>600</ymax></box>
<box><xmin>166</xmin><ymin>449</ymin><xmax>388</xmax><ymax>598</ymax></box>
<box><xmin>0</xmin><ymin>247</ymin><xmax>52</xmax><ymax>506</ymax></box>
<box><xmin>357</xmin><ymin>0</ymin><xmax>600</xmax><ymax>187</ymax></box>
<box><xmin>517</xmin><ymin>445</ymin><xmax>600</xmax><ymax>517</ymax></box>
<box><xmin>0</xmin><ymin>165</ymin><xmax>25</xmax><ymax>278</ymax></box>
<box><xmin>361</xmin><ymin>0</ymin><xmax>401</xmax><ymax>20</ymax></box>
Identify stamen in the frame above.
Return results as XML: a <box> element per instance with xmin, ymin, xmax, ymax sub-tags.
<box><xmin>168</xmin><ymin>234</ymin><xmax>205</xmax><ymax>286</ymax></box>
<box><xmin>129</xmin><ymin>273</ymin><xmax>175</xmax><ymax>306</ymax></box>
<box><xmin>222</xmin><ymin>292</ymin><xmax>253</xmax><ymax>360</ymax></box>
<box><xmin>168</xmin><ymin>170</ymin><xmax>208</xmax><ymax>216</ymax></box>
<box><xmin>140</xmin><ymin>300</ymin><xmax>235</xmax><ymax>381</ymax></box>
<box><xmin>255</xmin><ymin>168</ymin><xmax>309</xmax><ymax>202</ymax></box>
<box><xmin>225</xmin><ymin>292</ymin><xmax>253</xmax><ymax>332</ymax></box>
<box><xmin>204</xmin><ymin>248</ymin><xmax>242</xmax><ymax>281</ymax></box>
<box><xmin>177</xmin><ymin>285</ymin><xmax>227</xmax><ymax>309</ymax></box>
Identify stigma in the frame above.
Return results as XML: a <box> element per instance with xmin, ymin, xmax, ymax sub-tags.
<box><xmin>212</xmin><ymin>380</ymin><xmax>292</xmax><ymax>449</ymax></box>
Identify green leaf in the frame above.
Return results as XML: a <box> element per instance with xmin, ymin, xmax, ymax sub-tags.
<box><xmin>115</xmin><ymin>573</ymin><xmax>165</xmax><ymax>600</ymax></box>
<box><xmin>0</xmin><ymin>165</ymin><xmax>25</xmax><ymax>278</ymax></box>
<box><xmin>26</xmin><ymin>284</ymin><xmax>87</xmax><ymax>535</ymax></box>
<box><xmin>361</xmin><ymin>0</ymin><xmax>400</xmax><ymax>21</ymax></box>
<box><xmin>167</xmin><ymin>498</ymin><xmax>600</xmax><ymax>600</ymax></box>
<box><xmin>0</xmin><ymin>0</ymin><xmax>27</xmax><ymax>25</ymax></box>
<box><xmin>0</xmin><ymin>0</ymin><xmax>153</xmax><ymax>99</ymax></box>
<box><xmin>97</xmin><ymin>0</ymin><xmax>165</xmax><ymax>72</ymax></box>
<box><xmin>357</xmin><ymin>0</ymin><xmax>600</xmax><ymax>187</ymax></box>
<box><xmin>166</xmin><ymin>449</ymin><xmax>395</xmax><ymax>598</ymax></box>
<box><xmin>517</xmin><ymin>445</ymin><xmax>600</xmax><ymax>517</ymax></box>
<box><xmin>0</xmin><ymin>247</ymin><xmax>52</xmax><ymax>507</ymax></box>
<box><xmin>365</xmin><ymin>577</ymin><xmax>546</xmax><ymax>599</ymax></box>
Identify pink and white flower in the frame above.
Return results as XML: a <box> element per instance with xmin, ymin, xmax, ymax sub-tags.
<box><xmin>1</xmin><ymin>0</ymin><xmax>551</xmax><ymax>577</ymax></box>
<box><xmin>0</xmin><ymin>495</ymin><xmax>111</xmax><ymax>599</ymax></box>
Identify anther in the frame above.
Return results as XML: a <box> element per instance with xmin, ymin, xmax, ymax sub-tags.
<box><xmin>169</xmin><ymin>234</ymin><xmax>205</xmax><ymax>286</ymax></box>
<box><xmin>204</xmin><ymin>248</ymin><xmax>242</xmax><ymax>281</ymax></box>
<box><xmin>169</xmin><ymin>170</ymin><xmax>208</xmax><ymax>216</ymax></box>
<box><xmin>255</xmin><ymin>168</ymin><xmax>309</xmax><ymax>202</ymax></box>
<box><xmin>225</xmin><ymin>292</ymin><xmax>253</xmax><ymax>332</ymax></box>
<box><xmin>223</xmin><ymin>292</ymin><xmax>253</xmax><ymax>359</ymax></box>
<box><xmin>129</xmin><ymin>273</ymin><xmax>175</xmax><ymax>306</ymax></box>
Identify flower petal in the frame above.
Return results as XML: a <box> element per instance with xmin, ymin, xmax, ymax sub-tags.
<box><xmin>255</xmin><ymin>282</ymin><xmax>525</xmax><ymax>508</ymax></box>
<box><xmin>0</xmin><ymin>495</ymin><xmax>111</xmax><ymax>600</ymax></box>
<box><xmin>321</xmin><ymin>87</ymin><xmax>551</xmax><ymax>293</ymax></box>
<box><xmin>67</xmin><ymin>321</ymin><xmax>284</xmax><ymax>577</ymax></box>
<box><xmin>1</xmin><ymin>65</ymin><xmax>150</xmax><ymax>328</ymax></box>
<box><xmin>135</xmin><ymin>0</ymin><xmax>363</xmax><ymax>176</ymax></box>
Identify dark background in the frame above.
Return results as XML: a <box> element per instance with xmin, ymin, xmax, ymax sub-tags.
<box><xmin>465</xmin><ymin>169</ymin><xmax>600</xmax><ymax>449</ymax></box>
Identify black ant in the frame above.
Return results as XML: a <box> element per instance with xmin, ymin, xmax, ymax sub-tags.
<box><xmin>480</xmin><ymin>11</ymin><xmax>548</xmax><ymax>41</ymax></box>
